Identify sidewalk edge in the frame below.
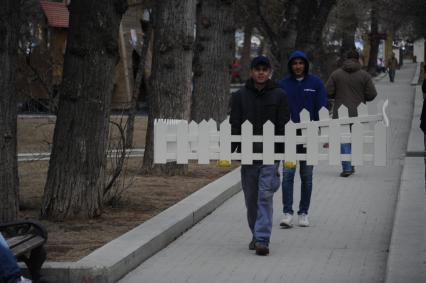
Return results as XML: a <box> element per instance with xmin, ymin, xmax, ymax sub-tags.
<box><xmin>36</xmin><ymin>167</ymin><xmax>242</xmax><ymax>283</ymax></box>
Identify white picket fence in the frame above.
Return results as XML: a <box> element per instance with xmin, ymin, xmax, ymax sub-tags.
<box><xmin>154</xmin><ymin>100</ymin><xmax>389</xmax><ymax>166</ymax></box>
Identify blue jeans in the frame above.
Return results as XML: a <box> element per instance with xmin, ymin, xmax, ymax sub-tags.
<box><xmin>0</xmin><ymin>234</ymin><xmax>22</xmax><ymax>283</ymax></box>
<box><xmin>241</xmin><ymin>162</ymin><xmax>280</xmax><ymax>245</ymax></box>
<box><xmin>341</xmin><ymin>143</ymin><xmax>353</xmax><ymax>172</ymax></box>
<box><xmin>282</xmin><ymin>161</ymin><xmax>313</xmax><ymax>215</ymax></box>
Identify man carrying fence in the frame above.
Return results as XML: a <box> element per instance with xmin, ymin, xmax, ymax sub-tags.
<box><xmin>229</xmin><ymin>55</ymin><xmax>289</xmax><ymax>256</ymax></box>
<box><xmin>326</xmin><ymin>49</ymin><xmax>377</xmax><ymax>177</ymax></box>
<box><xmin>278</xmin><ymin>50</ymin><xmax>328</xmax><ymax>228</ymax></box>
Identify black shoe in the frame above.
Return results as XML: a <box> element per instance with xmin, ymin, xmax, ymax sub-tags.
<box><xmin>248</xmin><ymin>239</ymin><xmax>256</xmax><ymax>250</ymax></box>
<box><xmin>340</xmin><ymin>171</ymin><xmax>352</xmax><ymax>177</ymax></box>
<box><xmin>255</xmin><ymin>243</ymin><xmax>269</xmax><ymax>256</ymax></box>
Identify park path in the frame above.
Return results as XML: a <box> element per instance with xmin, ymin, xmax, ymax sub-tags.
<box><xmin>119</xmin><ymin>63</ymin><xmax>417</xmax><ymax>283</ymax></box>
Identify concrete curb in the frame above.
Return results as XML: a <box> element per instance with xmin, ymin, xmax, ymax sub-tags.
<box><xmin>406</xmin><ymin>86</ymin><xmax>424</xmax><ymax>154</ymax></box>
<box><xmin>411</xmin><ymin>62</ymin><xmax>421</xmax><ymax>85</ymax></box>
<box><xmin>38</xmin><ymin>167</ymin><xmax>242</xmax><ymax>283</ymax></box>
<box><xmin>385</xmin><ymin>80</ymin><xmax>426</xmax><ymax>282</ymax></box>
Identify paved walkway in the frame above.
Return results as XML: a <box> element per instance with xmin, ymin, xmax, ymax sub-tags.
<box><xmin>120</xmin><ymin>63</ymin><xmax>418</xmax><ymax>283</ymax></box>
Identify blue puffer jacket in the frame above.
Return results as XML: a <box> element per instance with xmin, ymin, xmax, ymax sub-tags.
<box><xmin>278</xmin><ymin>50</ymin><xmax>328</xmax><ymax>123</ymax></box>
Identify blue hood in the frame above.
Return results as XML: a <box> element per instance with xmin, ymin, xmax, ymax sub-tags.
<box><xmin>287</xmin><ymin>50</ymin><xmax>310</xmax><ymax>76</ymax></box>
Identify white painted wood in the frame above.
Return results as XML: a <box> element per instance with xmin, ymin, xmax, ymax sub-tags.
<box><xmin>263</xmin><ymin>121</ymin><xmax>275</xmax><ymax>165</ymax></box>
<box><xmin>351</xmin><ymin>122</ymin><xmax>364</xmax><ymax>166</ymax></box>
<box><xmin>300</xmin><ymin>109</ymin><xmax>311</xmax><ymax>122</ymax></box>
<box><xmin>198</xmin><ymin>120</ymin><xmax>210</xmax><ymax>164</ymax></box>
<box><xmin>337</xmin><ymin>104</ymin><xmax>349</xmax><ymax>118</ymax></box>
<box><xmin>219</xmin><ymin>119</ymin><xmax>231</xmax><ymax>162</ymax></box>
<box><xmin>374</xmin><ymin>122</ymin><xmax>387</xmax><ymax>166</ymax></box>
<box><xmin>319</xmin><ymin>107</ymin><xmax>330</xmax><ymax>121</ymax></box>
<box><xmin>328</xmin><ymin>119</ymin><xmax>340</xmax><ymax>165</ymax></box>
<box><xmin>154</xmin><ymin>119</ymin><xmax>167</xmax><ymax>164</ymax></box>
<box><xmin>189</xmin><ymin>121</ymin><xmax>198</xmax><ymax>152</ymax></box>
<box><xmin>241</xmin><ymin>121</ymin><xmax>253</xmax><ymax>165</ymax></box>
<box><xmin>306</xmin><ymin>121</ymin><xmax>319</xmax><ymax>165</ymax></box>
<box><xmin>318</xmin><ymin>107</ymin><xmax>330</xmax><ymax>138</ymax></box>
<box><xmin>153</xmin><ymin>100</ymin><xmax>389</xmax><ymax>167</ymax></box>
<box><xmin>357</xmin><ymin>103</ymin><xmax>368</xmax><ymax>116</ymax></box>
<box><xmin>176</xmin><ymin>121</ymin><xmax>189</xmax><ymax>164</ymax></box>
<box><xmin>285</xmin><ymin>121</ymin><xmax>297</xmax><ymax>163</ymax></box>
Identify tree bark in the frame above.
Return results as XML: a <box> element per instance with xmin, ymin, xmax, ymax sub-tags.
<box><xmin>0</xmin><ymin>0</ymin><xmax>19</xmax><ymax>222</ymax></box>
<box><xmin>191</xmin><ymin>0</ymin><xmax>235</xmax><ymax>123</ymax></box>
<box><xmin>125</xmin><ymin>20</ymin><xmax>152</xmax><ymax>148</ymax></box>
<box><xmin>239</xmin><ymin>23</ymin><xmax>253</xmax><ymax>82</ymax></box>
<box><xmin>142</xmin><ymin>0</ymin><xmax>196</xmax><ymax>175</ymax></box>
<box><xmin>295</xmin><ymin>0</ymin><xmax>336</xmax><ymax>77</ymax></box>
<box><xmin>256</xmin><ymin>0</ymin><xmax>299</xmax><ymax>79</ymax></box>
<box><xmin>337</xmin><ymin>1</ymin><xmax>358</xmax><ymax>59</ymax></box>
<box><xmin>367</xmin><ymin>1</ymin><xmax>379</xmax><ymax>75</ymax></box>
<box><xmin>41</xmin><ymin>0</ymin><xmax>128</xmax><ymax>220</ymax></box>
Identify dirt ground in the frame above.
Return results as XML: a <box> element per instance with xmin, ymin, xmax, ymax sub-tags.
<box><xmin>17</xmin><ymin>116</ymin><xmax>237</xmax><ymax>261</ymax></box>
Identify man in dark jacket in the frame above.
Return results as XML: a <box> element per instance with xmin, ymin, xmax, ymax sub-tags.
<box><xmin>326</xmin><ymin>49</ymin><xmax>377</xmax><ymax>177</ymax></box>
<box><xmin>230</xmin><ymin>56</ymin><xmax>289</xmax><ymax>256</ymax></box>
<box><xmin>278</xmin><ymin>50</ymin><xmax>328</xmax><ymax>228</ymax></box>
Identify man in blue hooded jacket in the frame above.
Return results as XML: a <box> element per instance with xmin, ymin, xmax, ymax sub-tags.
<box><xmin>278</xmin><ymin>50</ymin><xmax>328</xmax><ymax>228</ymax></box>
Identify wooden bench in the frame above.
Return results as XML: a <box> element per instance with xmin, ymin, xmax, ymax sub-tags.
<box><xmin>0</xmin><ymin>220</ymin><xmax>48</xmax><ymax>283</ymax></box>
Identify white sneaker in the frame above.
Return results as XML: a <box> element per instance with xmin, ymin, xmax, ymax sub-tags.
<box><xmin>280</xmin><ymin>213</ymin><xmax>293</xmax><ymax>228</ymax></box>
<box><xmin>17</xmin><ymin>277</ymin><xmax>32</xmax><ymax>283</ymax></box>
<box><xmin>298</xmin><ymin>213</ymin><xmax>310</xmax><ymax>227</ymax></box>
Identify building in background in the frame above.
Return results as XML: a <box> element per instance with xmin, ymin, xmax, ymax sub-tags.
<box><xmin>20</xmin><ymin>0</ymin><xmax>149</xmax><ymax>112</ymax></box>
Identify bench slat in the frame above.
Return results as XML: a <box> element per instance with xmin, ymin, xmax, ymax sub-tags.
<box><xmin>9</xmin><ymin>235</ymin><xmax>45</xmax><ymax>256</ymax></box>
<box><xmin>6</xmin><ymin>234</ymin><xmax>35</xmax><ymax>248</ymax></box>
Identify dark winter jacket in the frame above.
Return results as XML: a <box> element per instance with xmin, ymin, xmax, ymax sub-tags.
<box><xmin>278</xmin><ymin>50</ymin><xmax>328</xmax><ymax>123</ymax></box>
<box><xmin>326</xmin><ymin>59</ymin><xmax>377</xmax><ymax>118</ymax></box>
<box><xmin>230</xmin><ymin>78</ymin><xmax>290</xmax><ymax>154</ymax></box>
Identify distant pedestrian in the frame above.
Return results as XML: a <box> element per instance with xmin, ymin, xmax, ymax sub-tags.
<box><xmin>326</xmin><ymin>49</ymin><xmax>377</xmax><ymax>177</ymax></box>
<box><xmin>278</xmin><ymin>50</ymin><xmax>328</xmax><ymax>228</ymax></box>
<box><xmin>229</xmin><ymin>56</ymin><xmax>290</xmax><ymax>255</ymax></box>
<box><xmin>387</xmin><ymin>53</ymin><xmax>398</xmax><ymax>82</ymax></box>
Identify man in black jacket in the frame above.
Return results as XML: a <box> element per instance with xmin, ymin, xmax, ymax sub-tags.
<box><xmin>230</xmin><ymin>56</ymin><xmax>290</xmax><ymax>255</ymax></box>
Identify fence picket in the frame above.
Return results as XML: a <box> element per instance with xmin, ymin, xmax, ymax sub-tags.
<box><xmin>241</xmin><ymin>121</ymin><xmax>253</xmax><ymax>164</ymax></box>
<box><xmin>219</xmin><ymin>119</ymin><xmax>231</xmax><ymax>162</ymax></box>
<box><xmin>189</xmin><ymin>121</ymin><xmax>198</xmax><ymax>153</ymax></box>
<box><xmin>285</xmin><ymin>122</ymin><xmax>297</xmax><ymax>163</ymax></box>
<box><xmin>357</xmin><ymin>103</ymin><xmax>368</xmax><ymax>116</ymax></box>
<box><xmin>198</xmin><ymin>120</ymin><xmax>209</xmax><ymax>164</ymax></box>
<box><xmin>154</xmin><ymin>119</ymin><xmax>167</xmax><ymax>164</ymax></box>
<box><xmin>307</xmin><ymin>121</ymin><xmax>319</xmax><ymax>165</ymax></box>
<box><xmin>351</xmin><ymin>122</ymin><xmax>363</xmax><ymax>166</ymax></box>
<box><xmin>176</xmin><ymin>121</ymin><xmax>189</xmax><ymax>164</ymax></box>
<box><xmin>329</xmin><ymin>119</ymin><xmax>340</xmax><ymax>165</ymax></box>
<box><xmin>263</xmin><ymin>121</ymin><xmax>275</xmax><ymax>165</ymax></box>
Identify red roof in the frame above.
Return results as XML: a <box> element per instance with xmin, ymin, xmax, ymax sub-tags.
<box><xmin>40</xmin><ymin>1</ymin><xmax>69</xmax><ymax>28</ymax></box>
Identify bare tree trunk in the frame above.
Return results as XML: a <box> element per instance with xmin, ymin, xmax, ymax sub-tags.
<box><xmin>367</xmin><ymin>1</ymin><xmax>379</xmax><ymax>75</ymax></box>
<box><xmin>240</xmin><ymin>23</ymin><xmax>253</xmax><ymax>82</ymax></box>
<box><xmin>125</xmin><ymin>20</ymin><xmax>152</xmax><ymax>148</ymax></box>
<box><xmin>256</xmin><ymin>0</ymin><xmax>299</xmax><ymax>79</ymax></box>
<box><xmin>41</xmin><ymin>0</ymin><xmax>128</xmax><ymax>220</ymax></box>
<box><xmin>0</xmin><ymin>0</ymin><xmax>19</xmax><ymax>222</ymax></box>
<box><xmin>295</xmin><ymin>0</ymin><xmax>336</xmax><ymax>77</ymax></box>
<box><xmin>142</xmin><ymin>0</ymin><xmax>196</xmax><ymax>175</ymax></box>
<box><xmin>191</xmin><ymin>0</ymin><xmax>235</xmax><ymax>123</ymax></box>
<box><xmin>338</xmin><ymin>2</ymin><xmax>358</xmax><ymax>59</ymax></box>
